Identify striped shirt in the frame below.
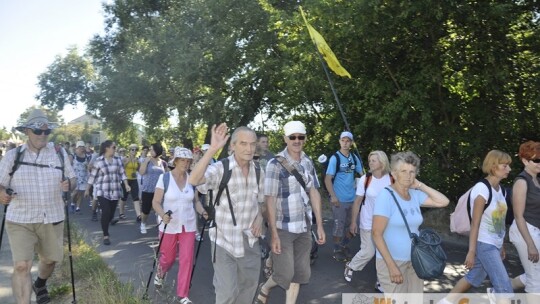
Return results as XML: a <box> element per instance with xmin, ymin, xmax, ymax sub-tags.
<box><xmin>197</xmin><ymin>155</ymin><xmax>264</xmax><ymax>258</ymax></box>
<box><xmin>87</xmin><ymin>156</ymin><xmax>127</xmax><ymax>200</ymax></box>
<box><xmin>264</xmin><ymin>149</ymin><xmax>320</xmax><ymax>233</ymax></box>
<box><xmin>0</xmin><ymin>144</ymin><xmax>76</xmax><ymax>224</ymax></box>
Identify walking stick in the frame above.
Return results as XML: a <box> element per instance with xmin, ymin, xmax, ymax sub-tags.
<box><xmin>0</xmin><ymin>204</ymin><xmax>7</xmax><ymax>251</ymax></box>
<box><xmin>143</xmin><ymin>210</ymin><xmax>173</xmax><ymax>300</ymax></box>
<box><xmin>62</xmin><ymin>180</ymin><xmax>77</xmax><ymax>304</ymax></box>
<box><xmin>189</xmin><ymin>218</ymin><xmax>208</xmax><ymax>288</ymax></box>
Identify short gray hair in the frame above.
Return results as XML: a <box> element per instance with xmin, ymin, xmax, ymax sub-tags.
<box><xmin>230</xmin><ymin>126</ymin><xmax>256</xmax><ymax>145</ymax></box>
<box><xmin>390</xmin><ymin>151</ymin><xmax>421</xmax><ymax>173</ymax></box>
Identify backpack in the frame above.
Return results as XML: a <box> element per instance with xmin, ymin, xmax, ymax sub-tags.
<box><xmin>450</xmin><ymin>178</ymin><xmax>507</xmax><ymax>235</ymax></box>
<box><xmin>322</xmin><ymin>152</ymin><xmax>362</xmax><ymax>190</ymax></box>
<box><xmin>10</xmin><ymin>145</ymin><xmax>66</xmax><ymax>177</ymax></box>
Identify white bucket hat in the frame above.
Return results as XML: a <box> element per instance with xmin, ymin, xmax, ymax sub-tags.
<box><xmin>15</xmin><ymin>109</ymin><xmax>58</xmax><ymax>132</ymax></box>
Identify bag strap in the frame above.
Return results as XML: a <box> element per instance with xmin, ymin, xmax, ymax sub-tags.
<box><xmin>275</xmin><ymin>155</ymin><xmax>307</xmax><ymax>192</ymax></box>
<box><xmin>361</xmin><ymin>172</ymin><xmax>373</xmax><ymax>206</ymax></box>
<box><xmin>466</xmin><ymin>178</ymin><xmax>495</xmax><ymax>222</ymax></box>
<box><xmin>385</xmin><ymin>187</ymin><xmax>413</xmax><ymax>238</ymax></box>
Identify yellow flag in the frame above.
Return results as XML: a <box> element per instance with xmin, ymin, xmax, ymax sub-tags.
<box><xmin>300</xmin><ymin>7</ymin><xmax>351</xmax><ymax>78</ymax></box>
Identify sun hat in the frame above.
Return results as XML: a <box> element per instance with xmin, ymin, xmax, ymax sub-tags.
<box><xmin>76</xmin><ymin>141</ymin><xmax>85</xmax><ymax>148</ymax></box>
<box><xmin>173</xmin><ymin>147</ymin><xmax>193</xmax><ymax>159</ymax></box>
<box><xmin>283</xmin><ymin>121</ymin><xmax>306</xmax><ymax>136</ymax></box>
<box><xmin>340</xmin><ymin>131</ymin><xmax>353</xmax><ymax>140</ymax></box>
<box><xmin>201</xmin><ymin>144</ymin><xmax>210</xmax><ymax>151</ymax></box>
<box><xmin>128</xmin><ymin>143</ymin><xmax>138</xmax><ymax>150</ymax></box>
<box><xmin>15</xmin><ymin>109</ymin><xmax>58</xmax><ymax>132</ymax></box>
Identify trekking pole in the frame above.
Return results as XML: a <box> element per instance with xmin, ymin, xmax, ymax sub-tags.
<box><xmin>0</xmin><ymin>204</ymin><xmax>7</xmax><ymax>252</ymax></box>
<box><xmin>62</xmin><ymin>178</ymin><xmax>77</xmax><ymax>304</ymax></box>
<box><xmin>143</xmin><ymin>210</ymin><xmax>173</xmax><ymax>300</ymax></box>
<box><xmin>189</xmin><ymin>218</ymin><xmax>208</xmax><ymax>288</ymax></box>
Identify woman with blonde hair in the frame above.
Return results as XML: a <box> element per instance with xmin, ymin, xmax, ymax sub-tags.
<box><xmin>440</xmin><ymin>150</ymin><xmax>516</xmax><ymax>304</ymax></box>
<box><xmin>344</xmin><ymin>151</ymin><xmax>392</xmax><ymax>288</ymax></box>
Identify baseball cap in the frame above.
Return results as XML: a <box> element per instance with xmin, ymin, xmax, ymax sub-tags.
<box><xmin>283</xmin><ymin>121</ymin><xmax>306</xmax><ymax>136</ymax></box>
<box><xmin>340</xmin><ymin>131</ymin><xmax>353</xmax><ymax>140</ymax></box>
<box><xmin>76</xmin><ymin>141</ymin><xmax>85</xmax><ymax>148</ymax></box>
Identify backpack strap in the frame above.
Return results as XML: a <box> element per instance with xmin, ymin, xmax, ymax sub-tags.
<box><xmin>212</xmin><ymin>158</ymin><xmax>236</xmax><ymax>226</ymax></box>
<box><xmin>9</xmin><ymin>146</ymin><xmax>24</xmax><ymax>177</ymax></box>
<box><xmin>361</xmin><ymin>172</ymin><xmax>373</xmax><ymax>206</ymax></box>
<box><xmin>163</xmin><ymin>171</ymin><xmax>170</xmax><ymax>194</ymax></box>
<box><xmin>333</xmin><ymin>152</ymin><xmax>340</xmax><ymax>179</ymax></box>
<box><xmin>466</xmin><ymin>178</ymin><xmax>495</xmax><ymax>221</ymax></box>
<box><xmin>275</xmin><ymin>155</ymin><xmax>307</xmax><ymax>192</ymax></box>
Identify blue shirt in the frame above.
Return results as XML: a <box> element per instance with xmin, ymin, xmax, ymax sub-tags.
<box><xmin>373</xmin><ymin>187</ymin><xmax>427</xmax><ymax>261</ymax></box>
<box><xmin>325</xmin><ymin>152</ymin><xmax>363</xmax><ymax>203</ymax></box>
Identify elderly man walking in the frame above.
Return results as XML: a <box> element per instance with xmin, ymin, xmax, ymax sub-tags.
<box><xmin>0</xmin><ymin>109</ymin><xmax>76</xmax><ymax>304</ymax></box>
<box><xmin>189</xmin><ymin>123</ymin><xmax>264</xmax><ymax>304</ymax></box>
<box><xmin>254</xmin><ymin>121</ymin><xmax>326</xmax><ymax>304</ymax></box>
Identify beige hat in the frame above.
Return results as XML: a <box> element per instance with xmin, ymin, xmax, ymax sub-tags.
<box><xmin>283</xmin><ymin>121</ymin><xmax>306</xmax><ymax>136</ymax></box>
<box><xmin>76</xmin><ymin>141</ymin><xmax>85</xmax><ymax>148</ymax></box>
<box><xmin>15</xmin><ymin>109</ymin><xmax>58</xmax><ymax>132</ymax></box>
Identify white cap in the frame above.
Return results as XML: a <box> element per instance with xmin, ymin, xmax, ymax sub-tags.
<box><xmin>317</xmin><ymin>154</ymin><xmax>328</xmax><ymax>164</ymax></box>
<box><xmin>340</xmin><ymin>131</ymin><xmax>353</xmax><ymax>140</ymax></box>
<box><xmin>201</xmin><ymin>144</ymin><xmax>210</xmax><ymax>151</ymax></box>
<box><xmin>76</xmin><ymin>141</ymin><xmax>85</xmax><ymax>148</ymax></box>
<box><xmin>173</xmin><ymin>147</ymin><xmax>193</xmax><ymax>159</ymax></box>
<box><xmin>283</xmin><ymin>121</ymin><xmax>306</xmax><ymax>136</ymax></box>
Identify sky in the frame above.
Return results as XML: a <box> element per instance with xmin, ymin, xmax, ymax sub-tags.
<box><xmin>0</xmin><ymin>0</ymin><xmax>108</xmax><ymax>131</ymax></box>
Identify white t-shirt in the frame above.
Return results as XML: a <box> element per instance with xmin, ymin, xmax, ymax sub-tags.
<box><xmin>356</xmin><ymin>174</ymin><xmax>393</xmax><ymax>230</ymax></box>
<box><xmin>470</xmin><ymin>182</ymin><xmax>508</xmax><ymax>248</ymax></box>
<box><xmin>155</xmin><ymin>172</ymin><xmax>196</xmax><ymax>234</ymax></box>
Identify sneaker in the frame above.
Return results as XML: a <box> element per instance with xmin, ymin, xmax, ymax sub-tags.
<box><xmin>344</xmin><ymin>262</ymin><xmax>354</xmax><ymax>282</ymax></box>
<box><xmin>140</xmin><ymin>223</ymin><xmax>147</xmax><ymax>234</ymax></box>
<box><xmin>91</xmin><ymin>212</ymin><xmax>98</xmax><ymax>222</ymax></box>
<box><xmin>119</xmin><ymin>213</ymin><xmax>126</xmax><ymax>220</ymax></box>
<box><xmin>178</xmin><ymin>297</ymin><xmax>192</xmax><ymax>304</ymax></box>
<box><xmin>32</xmin><ymin>281</ymin><xmax>50</xmax><ymax>304</ymax></box>
<box><xmin>154</xmin><ymin>273</ymin><xmax>164</xmax><ymax>289</ymax></box>
<box><xmin>110</xmin><ymin>218</ymin><xmax>119</xmax><ymax>226</ymax></box>
<box><xmin>333</xmin><ymin>249</ymin><xmax>347</xmax><ymax>262</ymax></box>
<box><xmin>486</xmin><ymin>287</ymin><xmax>496</xmax><ymax>304</ymax></box>
<box><xmin>375</xmin><ymin>280</ymin><xmax>384</xmax><ymax>293</ymax></box>
<box><xmin>103</xmin><ymin>238</ymin><xmax>111</xmax><ymax>245</ymax></box>
<box><xmin>196</xmin><ymin>232</ymin><xmax>201</xmax><ymax>241</ymax></box>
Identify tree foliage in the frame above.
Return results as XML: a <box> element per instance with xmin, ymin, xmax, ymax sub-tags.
<box><xmin>35</xmin><ymin>0</ymin><xmax>540</xmax><ymax>200</ymax></box>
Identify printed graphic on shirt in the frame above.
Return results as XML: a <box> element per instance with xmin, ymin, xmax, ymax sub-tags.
<box><xmin>490</xmin><ymin>200</ymin><xmax>507</xmax><ymax>237</ymax></box>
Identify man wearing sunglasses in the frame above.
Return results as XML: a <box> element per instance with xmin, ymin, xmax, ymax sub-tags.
<box><xmin>0</xmin><ymin>109</ymin><xmax>76</xmax><ymax>304</ymax></box>
<box><xmin>255</xmin><ymin>121</ymin><xmax>326</xmax><ymax>304</ymax></box>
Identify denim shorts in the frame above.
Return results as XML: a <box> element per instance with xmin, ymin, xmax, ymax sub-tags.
<box><xmin>465</xmin><ymin>241</ymin><xmax>513</xmax><ymax>296</ymax></box>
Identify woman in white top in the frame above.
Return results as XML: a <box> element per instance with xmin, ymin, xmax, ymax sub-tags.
<box><xmin>344</xmin><ymin>151</ymin><xmax>392</xmax><ymax>284</ymax></box>
<box><xmin>152</xmin><ymin>147</ymin><xmax>208</xmax><ymax>304</ymax></box>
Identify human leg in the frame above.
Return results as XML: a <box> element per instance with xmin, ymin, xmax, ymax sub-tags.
<box><xmin>212</xmin><ymin>243</ymin><xmax>239</xmax><ymax>304</ymax></box>
<box><xmin>176</xmin><ymin>230</ymin><xmax>196</xmax><ymax>298</ymax></box>
<box><xmin>348</xmin><ymin>229</ymin><xmax>376</xmax><ymax>271</ymax></box>
<box><xmin>235</xmin><ymin>237</ymin><xmax>261</xmax><ymax>304</ymax></box>
<box><xmin>140</xmin><ymin>192</ymin><xmax>154</xmax><ymax>233</ymax></box>
<box><xmin>331</xmin><ymin>205</ymin><xmax>346</xmax><ymax>261</ymax></box>
<box><xmin>129</xmin><ymin>179</ymin><xmax>141</xmax><ymax>219</ymax></box>
<box><xmin>6</xmin><ymin>221</ymin><xmax>36</xmax><ymax>303</ymax></box>
<box><xmin>99</xmin><ymin>197</ymin><xmax>117</xmax><ymax>238</ymax></box>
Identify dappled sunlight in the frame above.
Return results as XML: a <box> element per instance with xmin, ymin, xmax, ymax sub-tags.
<box><xmin>425</xmin><ymin>260</ymin><xmax>468</xmax><ymax>292</ymax></box>
<box><xmin>99</xmin><ymin>249</ymin><xmax>123</xmax><ymax>258</ymax></box>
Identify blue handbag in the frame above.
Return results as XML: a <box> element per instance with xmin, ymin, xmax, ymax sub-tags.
<box><xmin>386</xmin><ymin>187</ymin><xmax>447</xmax><ymax>280</ymax></box>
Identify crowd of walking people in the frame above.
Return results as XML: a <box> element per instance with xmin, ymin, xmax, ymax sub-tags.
<box><xmin>0</xmin><ymin>108</ymin><xmax>539</xmax><ymax>304</ymax></box>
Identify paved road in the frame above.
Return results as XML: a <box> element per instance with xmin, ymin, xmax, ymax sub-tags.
<box><xmin>0</xmin><ymin>199</ymin><xmax>525</xmax><ymax>303</ymax></box>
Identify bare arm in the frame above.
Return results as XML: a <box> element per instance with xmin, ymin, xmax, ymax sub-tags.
<box><xmin>349</xmin><ymin>195</ymin><xmax>363</xmax><ymax>235</ymax></box>
<box><xmin>266</xmin><ymin>195</ymin><xmax>281</xmax><ymax>254</ymax></box>
<box><xmin>372</xmin><ymin>215</ymin><xmax>402</xmax><ymax>284</ymax></box>
<box><xmin>413</xmin><ymin>179</ymin><xmax>449</xmax><ymax>208</ymax></box>
<box><xmin>465</xmin><ymin>195</ymin><xmax>485</xmax><ymax>269</ymax></box>
<box><xmin>309</xmin><ymin>186</ymin><xmax>326</xmax><ymax>245</ymax></box>
<box><xmin>324</xmin><ymin>174</ymin><xmax>339</xmax><ymax>206</ymax></box>
<box><xmin>513</xmin><ymin>179</ymin><xmax>539</xmax><ymax>263</ymax></box>
<box><xmin>188</xmin><ymin>123</ymin><xmax>230</xmax><ymax>186</ymax></box>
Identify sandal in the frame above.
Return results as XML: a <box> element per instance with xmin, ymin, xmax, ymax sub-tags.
<box><xmin>32</xmin><ymin>282</ymin><xmax>51</xmax><ymax>304</ymax></box>
<box><xmin>253</xmin><ymin>283</ymin><xmax>269</xmax><ymax>304</ymax></box>
<box><xmin>344</xmin><ymin>261</ymin><xmax>353</xmax><ymax>282</ymax></box>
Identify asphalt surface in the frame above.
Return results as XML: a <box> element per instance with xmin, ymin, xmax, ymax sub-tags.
<box><xmin>0</xmin><ymin>199</ymin><xmax>525</xmax><ymax>304</ymax></box>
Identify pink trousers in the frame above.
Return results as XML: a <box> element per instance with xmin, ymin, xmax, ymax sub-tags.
<box><xmin>158</xmin><ymin>228</ymin><xmax>196</xmax><ymax>298</ymax></box>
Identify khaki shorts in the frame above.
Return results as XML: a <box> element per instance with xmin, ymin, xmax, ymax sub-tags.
<box><xmin>6</xmin><ymin>221</ymin><xmax>64</xmax><ymax>263</ymax></box>
<box><xmin>272</xmin><ymin>229</ymin><xmax>312</xmax><ymax>290</ymax></box>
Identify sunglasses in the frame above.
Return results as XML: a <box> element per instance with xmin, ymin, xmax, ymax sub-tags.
<box><xmin>31</xmin><ymin>129</ymin><xmax>52</xmax><ymax>135</ymax></box>
<box><xmin>531</xmin><ymin>159</ymin><xmax>540</xmax><ymax>163</ymax></box>
<box><xmin>288</xmin><ymin>135</ymin><xmax>306</xmax><ymax>141</ymax></box>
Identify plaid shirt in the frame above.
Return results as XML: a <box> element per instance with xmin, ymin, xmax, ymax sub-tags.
<box><xmin>87</xmin><ymin>156</ymin><xmax>127</xmax><ymax>200</ymax></box>
<box><xmin>0</xmin><ymin>144</ymin><xmax>76</xmax><ymax>224</ymax></box>
<box><xmin>197</xmin><ymin>155</ymin><xmax>264</xmax><ymax>258</ymax></box>
<box><xmin>264</xmin><ymin>149</ymin><xmax>320</xmax><ymax>233</ymax></box>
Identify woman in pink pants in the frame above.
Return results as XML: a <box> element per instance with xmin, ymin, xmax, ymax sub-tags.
<box><xmin>152</xmin><ymin>147</ymin><xmax>208</xmax><ymax>304</ymax></box>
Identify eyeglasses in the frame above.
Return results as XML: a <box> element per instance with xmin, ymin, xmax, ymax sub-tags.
<box><xmin>288</xmin><ymin>135</ymin><xmax>306</xmax><ymax>141</ymax></box>
<box><xmin>530</xmin><ymin>159</ymin><xmax>540</xmax><ymax>163</ymax></box>
<box><xmin>130</xmin><ymin>149</ymin><xmax>137</xmax><ymax>152</ymax></box>
<box><xmin>31</xmin><ymin>129</ymin><xmax>52</xmax><ymax>136</ymax></box>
